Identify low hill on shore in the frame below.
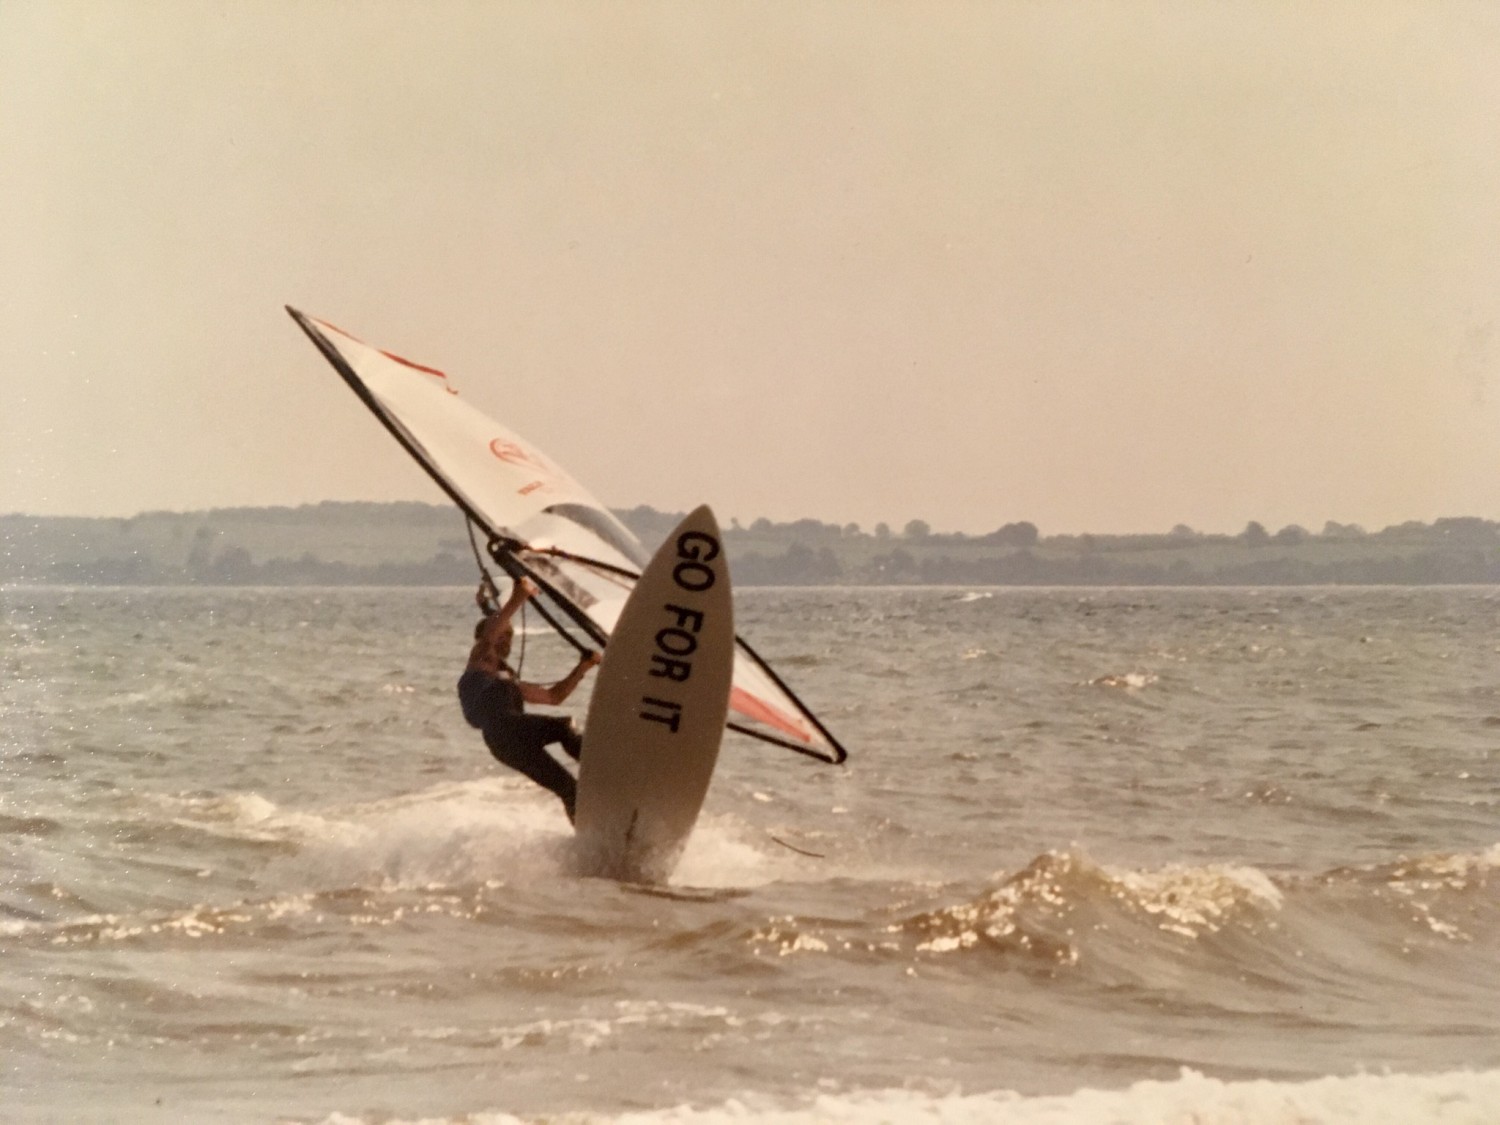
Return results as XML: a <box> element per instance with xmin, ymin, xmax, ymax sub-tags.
<box><xmin>4</xmin><ymin>503</ymin><xmax>1498</xmax><ymax>586</ymax></box>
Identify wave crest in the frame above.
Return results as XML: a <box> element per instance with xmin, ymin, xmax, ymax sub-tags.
<box><xmin>898</xmin><ymin>851</ymin><xmax>1283</xmax><ymax>965</ymax></box>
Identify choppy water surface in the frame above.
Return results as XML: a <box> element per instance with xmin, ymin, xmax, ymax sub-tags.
<box><xmin>3</xmin><ymin>586</ymin><xmax>1498</xmax><ymax>1123</ymax></box>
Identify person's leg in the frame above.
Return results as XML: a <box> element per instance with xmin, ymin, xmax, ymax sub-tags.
<box><xmin>540</xmin><ymin>715</ymin><xmax>583</xmax><ymax>761</ymax></box>
<box><xmin>485</xmin><ymin>719</ymin><xmax>578</xmax><ymax>822</ymax></box>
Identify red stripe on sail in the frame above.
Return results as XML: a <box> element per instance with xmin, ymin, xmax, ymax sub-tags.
<box><xmin>730</xmin><ymin>686</ymin><xmax>815</xmax><ymax>744</ymax></box>
<box><xmin>379</xmin><ymin>348</ymin><xmax>456</xmax><ymax>390</ymax></box>
<box><xmin>313</xmin><ymin>317</ymin><xmax>458</xmax><ymax>393</ymax></box>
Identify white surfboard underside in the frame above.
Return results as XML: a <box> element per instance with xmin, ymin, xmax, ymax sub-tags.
<box><xmin>573</xmin><ymin>505</ymin><xmax>734</xmax><ymax>883</ymax></box>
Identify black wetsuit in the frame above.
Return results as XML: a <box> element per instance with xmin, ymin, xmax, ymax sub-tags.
<box><xmin>458</xmin><ymin>667</ymin><xmax>582</xmax><ymax>821</ymax></box>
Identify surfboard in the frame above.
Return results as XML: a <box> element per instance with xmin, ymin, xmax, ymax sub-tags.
<box><xmin>573</xmin><ymin>505</ymin><xmax>734</xmax><ymax>884</ymax></box>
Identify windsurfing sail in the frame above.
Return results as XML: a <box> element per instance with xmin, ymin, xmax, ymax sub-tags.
<box><xmin>287</xmin><ymin>307</ymin><xmax>847</xmax><ymax>764</ymax></box>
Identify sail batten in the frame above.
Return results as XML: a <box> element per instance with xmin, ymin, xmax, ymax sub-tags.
<box><xmin>287</xmin><ymin>306</ymin><xmax>847</xmax><ymax>764</ymax></box>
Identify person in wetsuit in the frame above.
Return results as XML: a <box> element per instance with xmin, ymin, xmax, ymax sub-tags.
<box><xmin>458</xmin><ymin>577</ymin><xmax>601</xmax><ymax>822</ymax></box>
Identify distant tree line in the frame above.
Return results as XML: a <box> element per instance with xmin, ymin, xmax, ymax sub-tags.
<box><xmin>3</xmin><ymin>503</ymin><xmax>1500</xmax><ymax>587</ymax></box>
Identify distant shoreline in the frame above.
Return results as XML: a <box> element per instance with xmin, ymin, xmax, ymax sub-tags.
<box><xmin>3</xmin><ymin>502</ymin><xmax>1499</xmax><ymax>587</ymax></box>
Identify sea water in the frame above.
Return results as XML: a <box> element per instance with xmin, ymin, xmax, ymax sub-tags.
<box><xmin>2</xmin><ymin>585</ymin><xmax>1498</xmax><ymax>1123</ymax></box>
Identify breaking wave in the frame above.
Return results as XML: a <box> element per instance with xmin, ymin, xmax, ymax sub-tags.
<box><xmin>315</xmin><ymin>1066</ymin><xmax>1500</xmax><ymax>1124</ymax></box>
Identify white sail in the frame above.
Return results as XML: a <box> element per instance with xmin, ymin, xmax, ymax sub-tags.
<box><xmin>288</xmin><ymin>308</ymin><xmax>845</xmax><ymax>763</ymax></box>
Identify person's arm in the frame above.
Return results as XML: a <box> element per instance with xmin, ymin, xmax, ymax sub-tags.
<box><xmin>518</xmin><ymin>651</ymin><xmax>601</xmax><ymax>706</ymax></box>
<box><xmin>475</xmin><ymin>577</ymin><xmax>536</xmax><ymax>647</ymax></box>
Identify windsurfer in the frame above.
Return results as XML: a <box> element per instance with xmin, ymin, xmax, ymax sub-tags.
<box><xmin>459</xmin><ymin>576</ymin><xmax>601</xmax><ymax>822</ymax></box>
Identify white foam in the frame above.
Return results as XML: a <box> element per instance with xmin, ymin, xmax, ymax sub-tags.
<box><xmin>1089</xmin><ymin>671</ymin><xmax>1158</xmax><ymax>689</ymax></box>
<box><xmin>1110</xmin><ymin>861</ymin><xmax>1284</xmax><ymax>937</ymax></box>
<box><xmin>267</xmin><ymin>779</ymin><xmax>574</xmax><ymax>890</ymax></box>
<box><xmin>318</xmin><ymin>1067</ymin><xmax>1500</xmax><ymax>1124</ymax></box>
<box><xmin>658</xmin><ymin>812</ymin><xmax>814</xmax><ymax>890</ymax></box>
<box><xmin>151</xmin><ymin>790</ymin><xmax>292</xmax><ymax>841</ymax></box>
<box><xmin>200</xmin><ymin>782</ymin><xmax>800</xmax><ymax>893</ymax></box>
<box><xmin>151</xmin><ymin>776</ymin><xmax>814</xmax><ymax>894</ymax></box>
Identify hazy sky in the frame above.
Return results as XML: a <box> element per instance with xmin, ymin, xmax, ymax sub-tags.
<box><xmin>4</xmin><ymin>1</ymin><xmax>1498</xmax><ymax>535</ymax></box>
